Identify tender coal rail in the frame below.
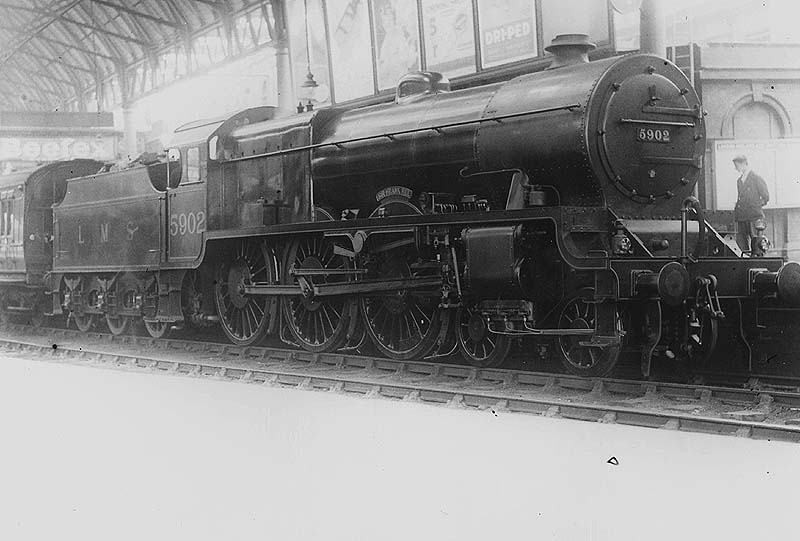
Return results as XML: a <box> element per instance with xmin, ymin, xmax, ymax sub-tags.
<box><xmin>3</xmin><ymin>323</ymin><xmax>800</xmax><ymax>443</ymax></box>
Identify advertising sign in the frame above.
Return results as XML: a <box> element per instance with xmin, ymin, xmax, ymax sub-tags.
<box><xmin>478</xmin><ymin>0</ymin><xmax>537</xmax><ymax>68</ymax></box>
<box><xmin>373</xmin><ymin>0</ymin><xmax>421</xmax><ymax>89</ymax></box>
<box><xmin>421</xmin><ymin>0</ymin><xmax>476</xmax><ymax>77</ymax></box>
<box><xmin>327</xmin><ymin>0</ymin><xmax>375</xmax><ymax>101</ymax></box>
<box><xmin>0</xmin><ymin>135</ymin><xmax>117</xmax><ymax>162</ymax></box>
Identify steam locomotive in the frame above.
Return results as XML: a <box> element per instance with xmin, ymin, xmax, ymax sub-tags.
<box><xmin>3</xmin><ymin>34</ymin><xmax>800</xmax><ymax>379</ymax></box>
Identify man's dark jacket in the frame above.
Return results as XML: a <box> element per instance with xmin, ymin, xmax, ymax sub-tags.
<box><xmin>735</xmin><ymin>170</ymin><xmax>770</xmax><ymax>221</ymax></box>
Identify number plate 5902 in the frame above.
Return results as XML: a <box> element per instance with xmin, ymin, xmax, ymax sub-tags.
<box><xmin>637</xmin><ymin>128</ymin><xmax>671</xmax><ymax>143</ymax></box>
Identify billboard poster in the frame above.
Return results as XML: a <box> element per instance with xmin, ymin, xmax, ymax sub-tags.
<box><xmin>0</xmin><ymin>136</ymin><xmax>117</xmax><ymax>162</ymax></box>
<box><xmin>372</xmin><ymin>0</ymin><xmax>421</xmax><ymax>90</ymax></box>
<box><xmin>478</xmin><ymin>0</ymin><xmax>537</xmax><ymax>68</ymax></box>
<box><xmin>327</xmin><ymin>0</ymin><xmax>375</xmax><ymax>101</ymax></box>
<box><xmin>421</xmin><ymin>0</ymin><xmax>476</xmax><ymax>77</ymax></box>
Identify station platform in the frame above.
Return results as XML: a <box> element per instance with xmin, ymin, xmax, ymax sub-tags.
<box><xmin>0</xmin><ymin>352</ymin><xmax>797</xmax><ymax>541</ymax></box>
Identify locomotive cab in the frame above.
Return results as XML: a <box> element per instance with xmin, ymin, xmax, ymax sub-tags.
<box><xmin>144</xmin><ymin>151</ymin><xmax>181</xmax><ymax>191</ymax></box>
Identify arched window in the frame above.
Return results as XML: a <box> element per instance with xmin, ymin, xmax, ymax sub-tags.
<box><xmin>732</xmin><ymin>101</ymin><xmax>785</xmax><ymax>139</ymax></box>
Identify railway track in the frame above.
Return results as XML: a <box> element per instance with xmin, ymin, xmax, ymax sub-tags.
<box><xmin>3</xmin><ymin>322</ymin><xmax>800</xmax><ymax>443</ymax></box>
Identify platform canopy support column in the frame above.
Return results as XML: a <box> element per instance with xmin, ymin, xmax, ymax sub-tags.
<box><xmin>272</xmin><ymin>0</ymin><xmax>294</xmax><ymax>118</ymax></box>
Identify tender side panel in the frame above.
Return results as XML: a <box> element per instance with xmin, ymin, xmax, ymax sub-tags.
<box><xmin>54</xmin><ymin>168</ymin><xmax>162</xmax><ymax>271</ymax></box>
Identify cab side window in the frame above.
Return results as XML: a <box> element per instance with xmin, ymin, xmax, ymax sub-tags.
<box><xmin>186</xmin><ymin>147</ymin><xmax>201</xmax><ymax>183</ymax></box>
<box><xmin>146</xmin><ymin>148</ymin><xmax>182</xmax><ymax>191</ymax></box>
<box><xmin>168</xmin><ymin>148</ymin><xmax>182</xmax><ymax>189</ymax></box>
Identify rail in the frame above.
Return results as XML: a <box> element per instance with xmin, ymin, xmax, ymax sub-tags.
<box><xmin>3</xmin><ymin>322</ymin><xmax>800</xmax><ymax>443</ymax></box>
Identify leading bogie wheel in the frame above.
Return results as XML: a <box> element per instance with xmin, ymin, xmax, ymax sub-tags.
<box><xmin>556</xmin><ymin>289</ymin><xmax>622</xmax><ymax>377</ymax></box>
<box><xmin>456</xmin><ymin>305</ymin><xmax>512</xmax><ymax>368</ymax></box>
<box><xmin>687</xmin><ymin>307</ymin><xmax>719</xmax><ymax>368</ymax></box>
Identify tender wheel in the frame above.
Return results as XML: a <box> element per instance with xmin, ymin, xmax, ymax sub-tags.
<box><xmin>456</xmin><ymin>305</ymin><xmax>512</xmax><ymax>368</ymax></box>
<box><xmin>106</xmin><ymin>275</ymin><xmax>138</xmax><ymax>336</ymax></box>
<box><xmin>360</xmin><ymin>251</ymin><xmax>442</xmax><ymax>360</ymax></box>
<box><xmin>72</xmin><ymin>278</ymin><xmax>100</xmax><ymax>333</ymax></box>
<box><xmin>557</xmin><ymin>290</ymin><xmax>621</xmax><ymax>377</ymax></box>
<box><xmin>28</xmin><ymin>306</ymin><xmax>45</xmax><ymax>328</ymax></box>
<box><xmin>180</xmin><ymin>270</ymin><xmax>205</xmax><ymax>329</ymax></box>
<box><xmin>73</xmin><ymin>312</ymin><xmax>95</xmax><ymax>333</ymax></box>
<box><xmin>282</xmin><ymin>235</ymin><xmax>353</xmax><ymax>352</ymax></box>
<box><xmin>214</xmin><ymin>239</ymin><xmax>277</xmax><ymax>346</ymax></box>
<box><xmin>142</xmin><ymin>276</ymin><xmax>174</xmax><ymax>340</ymax></box>
<box><xmin>106</xmin><ymin>314</ymin><xmax>130</xmax><ymax>335</ymax></box>
<box><xmin>143</xmin><ymin>319</ymin><xmax>171</xmax><ymax>339</ymax></box>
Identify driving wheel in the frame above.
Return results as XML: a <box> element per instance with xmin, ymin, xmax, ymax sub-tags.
<box><xmin>282</xmin><ymin>235</ymin><xmax>353</xmax><ymax>352</ymax></box>
<box><xmin>214</xmin><ymin>239</ymin><xmax>277</xmax><ymax>346</ymax></box>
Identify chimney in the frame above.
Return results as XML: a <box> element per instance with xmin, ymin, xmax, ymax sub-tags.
<box><xmin>640</xmin><ymin>0</ymin><xmax>666</xmax><ymax>56</ymax></box>
<box><xmin>545</xmin><ymin>34</ymin><xmax>596</xmax><ymax>69</ymax></box>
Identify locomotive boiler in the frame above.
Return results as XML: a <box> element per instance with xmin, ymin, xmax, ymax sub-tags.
<box><xmin>23</xmin><ymin>34</ymin><xmax>800</xmax><ymax>380</ymax></box>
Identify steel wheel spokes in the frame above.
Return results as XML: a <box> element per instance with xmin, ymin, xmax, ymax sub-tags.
<box><xmin>360</xmin><ymin>251</ymin><xmax>442</xmax><ymax>360</ymax></box>
<box><xmin>557</xmin><ymin>289</ymin><xmax>621</xmax><ymax>377</ymax></box>
<box><xmin>282</xmin><ymin>235</ymin><xmax>352</xmax><ymax>352</ymax></box>
<box><xmin>106</xmin><ymin>275</ymin><xmax>138</xmax><ymax>336</ymax></box>
<box><xmin>215</xmin><ymin>239</ymin><xmax>276</xmax><ymax>346</ymax></box>
<box><xmin>72</xmin><ymin>279</ymin><xmax>99</xmax><ymax>333</ymax></box>
<box><xmin>456</xmin><ymin>305</ymin><xmax>511</xmax><ymax>368</ymax></box>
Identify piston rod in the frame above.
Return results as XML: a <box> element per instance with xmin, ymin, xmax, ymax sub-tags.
<box><xmin>243</xmin><ymin>276</ymin><xmax>442</xmax><ymax>298</ymax></box>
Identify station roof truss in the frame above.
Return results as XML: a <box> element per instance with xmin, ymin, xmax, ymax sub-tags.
<box><xmin>0</xmin><ymin>0</ymin><xmax>282</xmax><ymax>112</ymax></box>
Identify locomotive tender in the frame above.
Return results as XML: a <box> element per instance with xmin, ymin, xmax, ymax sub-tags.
<box><xmin>4</xmin><ymin>35</ymin><xmax>800</xmax><ymax>378</ymax></box>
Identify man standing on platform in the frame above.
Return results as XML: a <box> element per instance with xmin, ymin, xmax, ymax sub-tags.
<box><xmin>733</xmin><ymin>154</ymin><xmax>770</xmax><ymax>254</ymax></box>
